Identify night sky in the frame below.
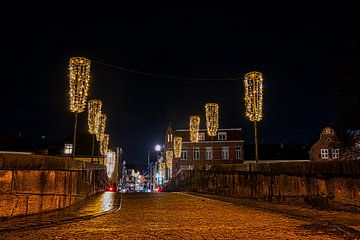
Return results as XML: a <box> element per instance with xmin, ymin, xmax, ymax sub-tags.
<box><xmin>1</xmin><ymin>11</ymin><xmax>359</xmax><ymax>165</ymax></box>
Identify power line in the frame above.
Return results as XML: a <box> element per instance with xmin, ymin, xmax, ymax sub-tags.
<box><xmin>91</xmin><ymin>59</ymin><xmax>242</xmax><ymax>81</ymax></box>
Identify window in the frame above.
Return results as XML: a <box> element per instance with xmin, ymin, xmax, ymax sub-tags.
<box><xmin>193</xmin><ymin>147</ymin><xmax>200</xmax><ymax>160</ymax></box>
<box><xmin>236</xmin><ymin>147</ymin><xmax>242</xmax><ymax>159</ymax></box>
<box><xmin>218</xmin><ymin>132</ymin><xmax>227</xmax><ymax>140</ymax></box>
<box><xmin>198</xmin><ymin>132</ymin><xmax>205</xmax><ymax>141</ymax></box>
<box><xmin>332</xmin><ymin>149</ymin><xmax>340</xmax><ymax>158</ymax></box>
<box><xmin>181</xmin><ymin>148</ymin><xmax>187</xmax><ymax>160</ymax></box>
<box><xmin>205</xmin><ymin>147</ymin><xmax>213</xmax><ymax>160</ymax></box>
<box><xmin>64</xmin><ymin>144</ymin><xmax>73</xmax><ymax>155</ymax></box>
<box><xmin>222</xmin><ymin>147</ymin><xmax>229</xmax><ymax>159</ymax></box>
<box><xmin>320</xmin><ymin>149</ymin><xmax>329</xmax><ymax>159</ymax></box>
<box><xmin>168</xmin><ymin>134</ymin><xmax>172</xmax><ymax>142</ymax></box>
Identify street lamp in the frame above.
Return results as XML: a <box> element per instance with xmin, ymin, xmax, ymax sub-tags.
<box><xmin>173</xmin><ymin>137</ymin><xmax>182</xmax><ymax>158</ymax></box>
<box><xmin>88</xmin><ymin>99</ymin><xmax>102</xmax><ymax>161</ymax></box>
<box><xmin>205</xmin><ymin>103</ymin><xmax>219</xmax><ymax>166</ymax></box>
<box><xmin>190</xmin><ymin>116</ymin><xmax>200</xmax><ymax>143</ymax></box>
<box><xmin>155</xmin><ymin>145</ymin><xmax>161</xmax><ymax>152</ymax></box>
<box><xmin>68</xmin><ymin>57</ymin><xmax>91</xmax><ymax>157</ymax></box>
<box><xmin>244</xmin><ymin>71</ymin><xmax>264</xmax><ymax>164</ymax></box>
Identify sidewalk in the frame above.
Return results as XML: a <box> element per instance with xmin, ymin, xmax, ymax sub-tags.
<box><xmin>186</xmin><ymin>192</ymin><xmax>360</xmax><ymax>238</ymax></box>
<box><xmin>0</xmin><ymin>192</ymin><xmax>121</xmax><ymax>232</ymax></box>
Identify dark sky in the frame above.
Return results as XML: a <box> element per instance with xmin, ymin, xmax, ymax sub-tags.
<box><xmin>1</xmin><ymin>11</ymin><xmax>359</xmax><ymax>165</ymax></box>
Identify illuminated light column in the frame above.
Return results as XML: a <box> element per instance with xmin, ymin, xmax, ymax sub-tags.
<box><xmin>205</xmin><ymin>103</ymin><xmax>219</xmax><ymax>137</ymax></box>
<box><xmin>96</xmin><ymin>113</ymin><xmax>107</xmax><ymax>141</ymax></box>
<box><xmin>205</xmin><ymin>103</ymin><xmax>219</xmax><ymax>166</ymax></box>
<box><xmin>100</xmin><ymin>134</ymin><xmax>109</xmax><ymax>156</ymax></box>
<box><xmin>173</xmin><ymin>136</ymin><xmax>182</xmax><ymax>158</ymax></box>
<box><xmin>105</xmin><ymin>151</ymin><xmax>116</xmax><ymax>179</ymax></box>
<box><xmin>165</xmin><ymin>150</ymin><xmax>173</xmax><ymax>179</ymax></box>
<box><xmin>88</xmin><ymin>99</ymin><xmax>102</xmax><ymax>160</ymax></box>
<box><xmin>244</xmin><ymin>71</ymin><xmax>263</xmax><ymax>164</ymax></box>
<box><xmin>68</xmin><ymin>57</ymin><xmax>91</xmax><ymax>157</ymax></box>
<box><xmin>190</xmin><ymin>116</ymin><xmax>200</xmax><ymax>143</ymax></box>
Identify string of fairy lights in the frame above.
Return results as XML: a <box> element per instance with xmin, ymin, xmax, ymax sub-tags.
<box><xmin>68</xmin><ymin>57</ymin><xmax>264</xmax><ymax>163</ymax></box>
<box><xmin>68</xmin><ymin>57</ymin><xmax>110</xmax><ymax>158</ymax></box>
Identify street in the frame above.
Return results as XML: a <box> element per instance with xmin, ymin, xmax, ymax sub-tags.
<box><xmin>1</xmin><ymin>192</ymin><xmax>352</xmax><ymax>239</ymax></box>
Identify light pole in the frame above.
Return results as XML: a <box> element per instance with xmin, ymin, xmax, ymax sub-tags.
<box><xmin>88</xmin><ymin>99</ymin><xmax>102</xmax><ymax>162</ymax></box>
<box><xmin>205</xmin><ymin>103</ymin><xmax>219</xmax><ymax>167</ymax></box>
<box><xmin>244</xmin><ymin>71</ymin><xmax>264</xmax><ymax>164</ymax></box>
<box><xmin>68</xmin><ymin>57</ymin><xmax>91</xmax><ymax>158</ymax></box>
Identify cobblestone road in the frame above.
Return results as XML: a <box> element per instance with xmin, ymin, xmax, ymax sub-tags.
<box><xmin>1</xmin><ymin>193</ymin><xmax>353</xmax><ymax>239</ymax></box>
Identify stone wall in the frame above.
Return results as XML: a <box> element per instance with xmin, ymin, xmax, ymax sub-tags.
<box><xmin>164</xmin><ymin>160</ymin><xmax>360</xmax><ymax>211</ymax></box>
<box><xmin>0</xmin><ymin>154</ymin><xmax>107</xmax><ymax>218</ymax></box>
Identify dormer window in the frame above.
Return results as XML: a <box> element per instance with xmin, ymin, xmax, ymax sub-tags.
<box><xmin>218</xmin><ymin>132</ymin><xmax>227</xmax><ymax>140</ymax></box>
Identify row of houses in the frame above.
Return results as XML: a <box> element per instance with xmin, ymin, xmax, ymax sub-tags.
<box><xmin>147</xmin><ymin>124</ymin><xmax>360</xmax><ymax>189</ymax></box>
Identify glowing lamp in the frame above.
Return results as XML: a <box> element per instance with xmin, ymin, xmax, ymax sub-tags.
<box><xmin>190</xmin><ymin>116</ymin><xmax>200</xmax><ymax>143</ymax></box>
<box><xmin>205</xmin><ymin>103</ymin><xmax>219</xmax><ymax>137</ymax></box>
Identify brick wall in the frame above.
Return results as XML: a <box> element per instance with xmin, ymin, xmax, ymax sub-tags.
<box><xmin>0</xmin><ymin>154</ymin><xmax>107</xmax><ymax>218</ymax></box>
<box><xmin>164</xmin><ymin>160</ymin><xmax>360</xmax><ymax>211</ymax></box>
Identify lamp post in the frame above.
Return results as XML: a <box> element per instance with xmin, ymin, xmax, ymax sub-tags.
<box><xmin>68</xmin><ymin>57</ymin><xmax>91</xmax><ymax>158</ymax></box>
<box><xmin>190</xmin><ymin>116</ymin><xmax>200</xmax><ymax>143</ymax></box>
<box><xmin>244</xmin><ymin>71</ymin><xmax>264</xmax><ymax>164</ymax></box>
<box><xmin>88</xmin><ymin>99</ymin><xmax>102</xmax><ymax>162</ymax></box>
<box><xmin>205</xmin><ymin>103</ymin><xmax>219</xmax><ymax>166</ymax></box>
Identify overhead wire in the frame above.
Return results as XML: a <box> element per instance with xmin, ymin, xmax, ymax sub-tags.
<box><xmin>91</xmin><ymin>59</ymin><xmax>242</xmax><ymax>81</ymax></box>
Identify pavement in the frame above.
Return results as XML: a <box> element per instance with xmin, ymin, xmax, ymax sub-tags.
<box><xmin>0</xmin><ymin>191</ymin><xmax>121</xmax><ymax>232</ymax></box>
<box><xmin>1</xmin><ymin>192</ymin><xmax>359</xmax><ymax>239</ymax></box>
<box><xmin>187</xmin><ymin>192</ymin><xmax>360</xmax><ymax>239</ymax></box>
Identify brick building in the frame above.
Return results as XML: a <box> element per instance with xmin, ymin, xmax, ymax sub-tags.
<box><xmin>164</xmin><ymin>124</ymin><xmax>244</xmax><ymax>177</ymax></box>
<box><xmin>310</xmin><ymin>127</ymin><xmax>340</xmax><ymax>161</ymax></box>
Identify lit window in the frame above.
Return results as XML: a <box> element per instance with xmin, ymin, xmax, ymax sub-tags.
<box><xmin>193</xmin><ymin>147</ymin><xmax>200</xmax><ymax>160</ymax></box>
<box><xmin>222</xmin><ymin>147</ymin><xmax>229</xmax><ymax>159</ymax></box>
<box><xmin>181</xmin><ymin>148</ymin><xmax>187</xmax><ymax>160</ymax></box>
<box><xmin>205</xmin><ymin>147</ymin><xmax>212</xmax><ymax>160</ymax></box>
<box><xmin>199</xmin><ymin>132</ymin><xmax>205</xmax><ymax>141</ymax></box>
<box><xmin>320</xmin><ymin>149</ymin><xmax>329</xmax><ymax>159</ymax></box>
<box><xmin>236</xmin><ymin>147</ymin><xmax>242</xmax><ymax>159</ymax></box>
<box><xmin>64</xmin><ymin>144</ymin><xmax>73</xmax><ymax>155</ymax></box>
<box><xmin>218</xmin><ymin>132</ymin><xmax>227</xmax><ymax>140</ymax></box>
<box><xmin>332</xmin><ymin>149</ymin><xmax>339</xmax><ymax>158</ymax></box>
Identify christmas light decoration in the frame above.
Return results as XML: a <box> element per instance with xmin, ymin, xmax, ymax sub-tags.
<box><xmin>68</xmin><ymin>57</ymin><xmax>91</xmax><ymax>157</ymax></box>
<box><xmin>205</xmin><ymin>103</ymin><xmax>219</xmax><ymax>137</ymax></box>
<box><xmin>173</xmin><ymin>136</ymin><xmax>182</xmax><ymax>158</ymax></box>
<box><xmin>69</xmin><ymin>57</ymin><xmax>91</xmax><ymax>113</ymax></box>
<box><xmin>190</xmin><ymin>116</ymin><xmax>200</xmax><ymax>143</ymax></box>
<box><xmin>244</xmin><ymin>71</ymin><xmax>263</xmax><ymax>122</ymax></box>
<box><xmin>96</xmin><ymin>113</ymin><xmax>107</xmax><ymax>142</ymax></box>
<box><xmin>88</xmin><ymin>99</ymin><xmax>102</xmax><ymax>134</ymax></box>
<box><xmin>105</xmin><ymin>151</ymin><xmax>116</xmax><ymax>178</ymax></box>
<box><xmin>244</xmin><ymin>71</ymin><xmax>264</xmax><ymax>163</ymax></box>
<box><xmin>100</xmin><ymin>134</ymin><xmax>109</xmax><ymax>155</ymax></box>
<box><xmin>165</xmin><ymin>150</ymin><xmax>173</xmax><ymax>168</ymax></box>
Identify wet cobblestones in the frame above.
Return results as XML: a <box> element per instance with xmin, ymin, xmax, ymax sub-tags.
<box><xmin>1</xmin><ymin>192</ymin><xmax>354</xmax><ymax>239</ymax></box>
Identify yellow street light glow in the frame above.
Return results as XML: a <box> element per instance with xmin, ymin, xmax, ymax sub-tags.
<box><xmin>96</xmin><ymin>113</ymin><xmax>107</xmax><ymax>141</ymax></box>
<box><xmin>100</xmin><ymin>134</ymin><xmax>109</xmax><ymax>155</ymax></box>
<box><xmin>244</xmin><ymin>71</ymin><xmax>264</xmax><ymax>163</ymax></box>
<box><xmin>205</xmin><ymin>103</ymin><xmax>219</xmax><ymax>137</ymax></box>
<box><xmin>69</xmin><ymin>57</ymin><xmax>91</xmax><ymax>113</ymax></box>
<box><xmin>165</xmin><ymin>150</ymin><xmax>173</xmax><ymax>168</ymax></box>
<box><xmin>173</xmin><ymin>136</ymin><xmax>182</xmax><ymax>158</ymax></box>
<box><xmin>244</xmin><ymin>71</ymin><xmax>263</xmax><ymax>122</ymax></box>
<box><xmin>88</xmin><ymin>99</ymin><xmax>102</xmax><ymax>134</ymax></box>
<box><xmin>190</xmin><ymin>116</ymin><xmax>200</xmax><ymax>143</ymax></box>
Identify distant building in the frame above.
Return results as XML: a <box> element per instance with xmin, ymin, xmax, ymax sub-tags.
<box><xmin>0</xmin><ymin>133</ymin><xmax>33</xmax><ymax>154</ymax></box>
<box><xmin>310</xmin><ymin>127</ymin><xmax>340</xmax><ymax>161</ymax></box>
<box><xmin>165</xmin><ymin>123</ymin><xmax>244</xmax><ymax>177</ymax></box>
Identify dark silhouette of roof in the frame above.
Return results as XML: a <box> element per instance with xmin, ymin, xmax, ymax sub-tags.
<box><xmin>0</xmin><ymin>133</ymin><xmax>34</xmax><ymax>152</ymax></box>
